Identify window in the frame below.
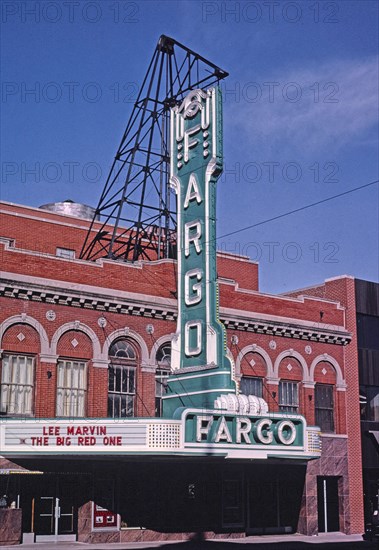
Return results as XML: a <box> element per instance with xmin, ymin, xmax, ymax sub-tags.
<box><xmin>56</xmin><ymin>360</ymin><xmax>87</xmax><ymax>417</ymax></box>
<box><xmin>0</xmin><ymin>354</ymin><xmax>34</xmax><ymax>415</ymax></box>
<box><xmin>360</xmin><ymin>386</ymin><xmax>379</xmax><ymax>422</ymax></box>
<box><xmin>240</xmin><ymin>376</ymin><xmax>263</xmax><ymax>397</ymax></box>
<box><xmin>56</xmin><ymin>247</ymin><xmax>75</xmax><ymax>259</ymax></box>
<box><xmin>368</xmin><ymin>387</ymin><xmax>379</xmax><ymax>421</ymax></box>
<box><xmin>357</xmin><ymin>314</ymin><xmax>379</xmax><ymax>350</ymax></box>
<box><xmin>108</xmin><ymin>365</ymin><xmax>135</xmax><ymax>417</ymax></box>
<box><xmin>155</xmin><ymin>344</ymin><xmax>171</xmax><ymax>417</ymax></box>
<box><xmin>315</xmin><ymin>384</ymin><xmax>334</xmax><ymax>432</ymax></box>
<box><xmin>279</xmin><ymin>381</ymin><xmax>299</xmax><ymax>413</ymax></box>
<box><xmin>108</xmin><ymin>340</ymin><xmax>136</xmax><ymax>418</ymax></box>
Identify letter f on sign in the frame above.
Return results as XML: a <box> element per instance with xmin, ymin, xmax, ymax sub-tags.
<box><xmin>196</xmin><ymin>415</ymin><xmax>213</xmax><ymax>442</ymax></box>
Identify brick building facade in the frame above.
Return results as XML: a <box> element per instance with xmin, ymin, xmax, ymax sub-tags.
<box><xmin>286</xmin><ymin>277</ymin><xmax>379</xmax><ymax>533</ymax></box>
<box><xmin>0</xmin><ymin>200</ymin><xmax>364</xmax><ymax>543</ymax></box>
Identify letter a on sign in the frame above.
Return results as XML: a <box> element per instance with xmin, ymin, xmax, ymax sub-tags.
<box><xmin>184</xmin><ymin>173</ymin><xmax>202</xmax><ymax>209</ymax></box>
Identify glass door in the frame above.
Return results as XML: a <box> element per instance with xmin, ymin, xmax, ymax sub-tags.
<box><xmin>35</xmin><ymin>496</ymin><xmax>56</xmax><ymax>535</ymax></box>
<box><xmin>33</xmin><ymin>476</ymin><xmax>77</xmax><ymax>541</ymax></box>
<box><xmin>58</xmin><ymin>477</ymin><xmax>76</xmax><ymax>534</ymax></box>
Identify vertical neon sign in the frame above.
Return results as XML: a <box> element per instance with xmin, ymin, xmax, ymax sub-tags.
<box><xmin>163</xmin><ymin>88</ymin><xmax>235</xmax><ymax>417</ymax></box>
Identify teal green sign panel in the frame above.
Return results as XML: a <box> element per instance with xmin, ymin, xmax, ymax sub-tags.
<box><xmin>163</xmin><ymin>87</ymin><xmax>235</xmax><ymax>418</ymax></box>
<box><xmin>184</xmin><ymin>411</ymin><xmax>304</xmax><ymax>448</ymax></box>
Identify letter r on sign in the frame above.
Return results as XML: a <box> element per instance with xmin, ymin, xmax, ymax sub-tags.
<box><xmin>184</xmin><ymin>220</ymin><xmax>202</xmax><ymax>257</ymax></box>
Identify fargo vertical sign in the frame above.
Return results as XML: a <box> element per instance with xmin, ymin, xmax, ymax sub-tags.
<box><xmin>163</xmin><ymin>88</ymin><xmax>235</xmax><ymax>417</ymax></box>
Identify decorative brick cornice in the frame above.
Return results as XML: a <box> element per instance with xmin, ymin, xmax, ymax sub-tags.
<box><xmin>0</xmin><ymin>278</ymin><xmax>176</xmax><ymax>321</ymax></box>
<box><xmin>222</xmin><ymin>315</ymin><xmax>351</xmax><ymax>346</ymax></box>
<box><xmin>0</xmin><ymin>277</ymin><xmax>351</xmax><ymax>346</ymax></box>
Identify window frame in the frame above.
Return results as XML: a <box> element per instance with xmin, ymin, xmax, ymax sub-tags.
<box><xmin>279</xmin><ymin>380</ymin><xmax>299</xmax><ymax>413</ymax></box>
<box><xmin>108</xmin><ymin>339</ymin><xmax>138</xmax><ymax>419</ymax></box>
<box><xmin>0</xmin><ymin>353</ymin><xmax>35</xmax><ymax>416</ymax></box>
<box><xmin>56</xmin><ymin>359</ymin><xmax>87</xmax><ymax>418</ymax></box>
<box><xmin>107</xmin><ymin>363</ymin><xmax>136</xmax><ymax>418</ymax></box>
<box><xmin>155</xmin><ymin>344</ymin><xmax>171</xmax><ymax>417</ymax></box>
<box><xmin>240</xmin><ymin>376</ymin><xmax>263</xmax><ymax>398</ymax></box>
<box><xmin>315</xmin><ymin>383</ymin><xmax>335</xmax><ymax>432</ymax></box>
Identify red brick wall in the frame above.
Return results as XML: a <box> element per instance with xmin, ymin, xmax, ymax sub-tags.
<box><xmin>2</xmin><ymin>324</ymin><xmax>40</xmax><ymax>354</ymax></box>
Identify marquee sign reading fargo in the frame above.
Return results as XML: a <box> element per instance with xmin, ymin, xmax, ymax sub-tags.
<box><xmin>0</xmin><ymin>86</ymin><xmax>321</xmax><ymax>462</ymax></box>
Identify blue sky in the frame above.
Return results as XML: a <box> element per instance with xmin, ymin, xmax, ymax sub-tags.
<box><xmin>1</xmin><ymin>0</ymin><xmax>378</xmax><ymax>293</ymax></box>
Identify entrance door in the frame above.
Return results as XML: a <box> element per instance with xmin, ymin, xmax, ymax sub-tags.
<box><xmin>317</xmin><ymin>476</ymin><xmax>340</xmax><ymax>532</ymax></box>
<box><xmin>34</xmin><ymin>476</ymin><xmax>77</xmax><ymax>541</ymax></box>
<box><xmin>57</xmin><ymin>477</ymin><xmax>76</xmax><ymax>535</ymax></box>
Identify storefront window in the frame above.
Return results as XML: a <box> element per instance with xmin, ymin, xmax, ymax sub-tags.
<box><xmin>155</xmin><ymin>344</ymin><xmax>171</xmax><ymax>417</ymax></box>
<box><xmin>56</xmin><ymin>360</ymin><xmax>87</xmax><ymax>417</ymax></box>
<box><xmin>240</xmin><ymin>376</ymin><xmax>263</xmax><ymax>397</ymax></box>
<box><xmin>108</xmin><ymin>340</ymin><xmax>136</xmax><ymax>418</ymax></box>
<box><xmin>0</xmin><ymin>354</ymin><xmax>34</xmax><ymax>415</ymax></box>
<box><xmin>315</xmin><ymin>384</ymin><xmax>334</xmax><ymax>432</ymax></box>
<box><xmin>279</xmin><ymin>380</ymin><xmax>299</xmax><ymax>413</ymax></box>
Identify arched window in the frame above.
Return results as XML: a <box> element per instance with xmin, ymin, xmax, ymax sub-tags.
<box><xmin>109</xmin><ymin>340</ymin><xmax>136</xmax><ymax>359</ymax></box>
<box><xmin>108</xmin><ymin>339</ymin><xmax>137</xmax><ymax>418</ymax></box>
<box><xmin>155</xmin><ymin>344</ymin><xmax>171</xmax><ymax>417</ymax></box>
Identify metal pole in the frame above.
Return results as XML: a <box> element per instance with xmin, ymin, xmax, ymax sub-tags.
<box><xmin>54</xmin><ymin>497</ymin><xmax>60</xmax><ymax>536</ymax></box>
<box><xmin>323</xmin><ymin>478</ymin><xmax>328</xmax><ymax>533</ymax></box>
<box><xmin>31</xmin><ymin>497</ymin><xmax>35</xmax><ymax>532</ymax></box>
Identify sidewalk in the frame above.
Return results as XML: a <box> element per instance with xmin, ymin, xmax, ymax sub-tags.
<box><xmin>1</xmin><ymin>532</ymin><xmax>374</xmax><ymax>550</ymax></box>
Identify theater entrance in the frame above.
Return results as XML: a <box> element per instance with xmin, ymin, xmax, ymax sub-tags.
<box><xmin>21</xmin><ymin>474</ymin><xmax>81</xmax><ymax>541</ymax></box>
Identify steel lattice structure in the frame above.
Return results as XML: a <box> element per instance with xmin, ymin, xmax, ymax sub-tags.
<box><xmin>79</xmin><ymin>35</ymin><xmax>228</xmax><ymax>263</ymax></box>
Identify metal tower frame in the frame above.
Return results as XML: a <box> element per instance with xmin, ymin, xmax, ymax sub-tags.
<box><xmin>79</xmin><ymin>35</ymin><xmax>228</xmax><ymax>263</ymax></box>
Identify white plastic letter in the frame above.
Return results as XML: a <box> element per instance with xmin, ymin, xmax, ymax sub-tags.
<box><xmin>196</xmin><ymin>415</ymin><xmax>213</xmax><ymax>442</ymax></box>
<box><xmin>236</xmin><ymin>417</ymin><xmax>252</xmax><ymax>444</ymax></box>
<box><xmin>214</xmin><ymin>417</ymin><xmax>232</xmax><ymax>443</ymax></box>
<box><xmin>185</xmin><ymin>320</ymin><xmax>202</xmax><ymax>356</ymax></box>
<box><xmin>255</xmin><ymin>418</ymin><xmax>273</xmax><ymax>445</ymax></box>
<box><xmin>184</xmin><ymin>220</ymin><xmax>202</xmax><ymax>257</ymax></box>
<box><xmin>184</xmin><ymin>173</ymin><xmax>202</xmax><ymax>209</ymax></box>
<box><xmin>276</xmin><ymin>420</ymin><xmax>296</xmax><ymax>445</ymax></box>
<box><xmin>184</xmin><ymin>124</ymin><xmax>200</xmax><ymax>162</ymax></box>
<box><xmin>185</xmin><ymin>268</ymin><xmax>203</xmax><ymax>305</ymax></box>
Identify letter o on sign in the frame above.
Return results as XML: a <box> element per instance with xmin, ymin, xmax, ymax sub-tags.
<box><xmin>276</xmin><ymin>420</ymin><xmax>296</xmax><ymax>445</ymax></box>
